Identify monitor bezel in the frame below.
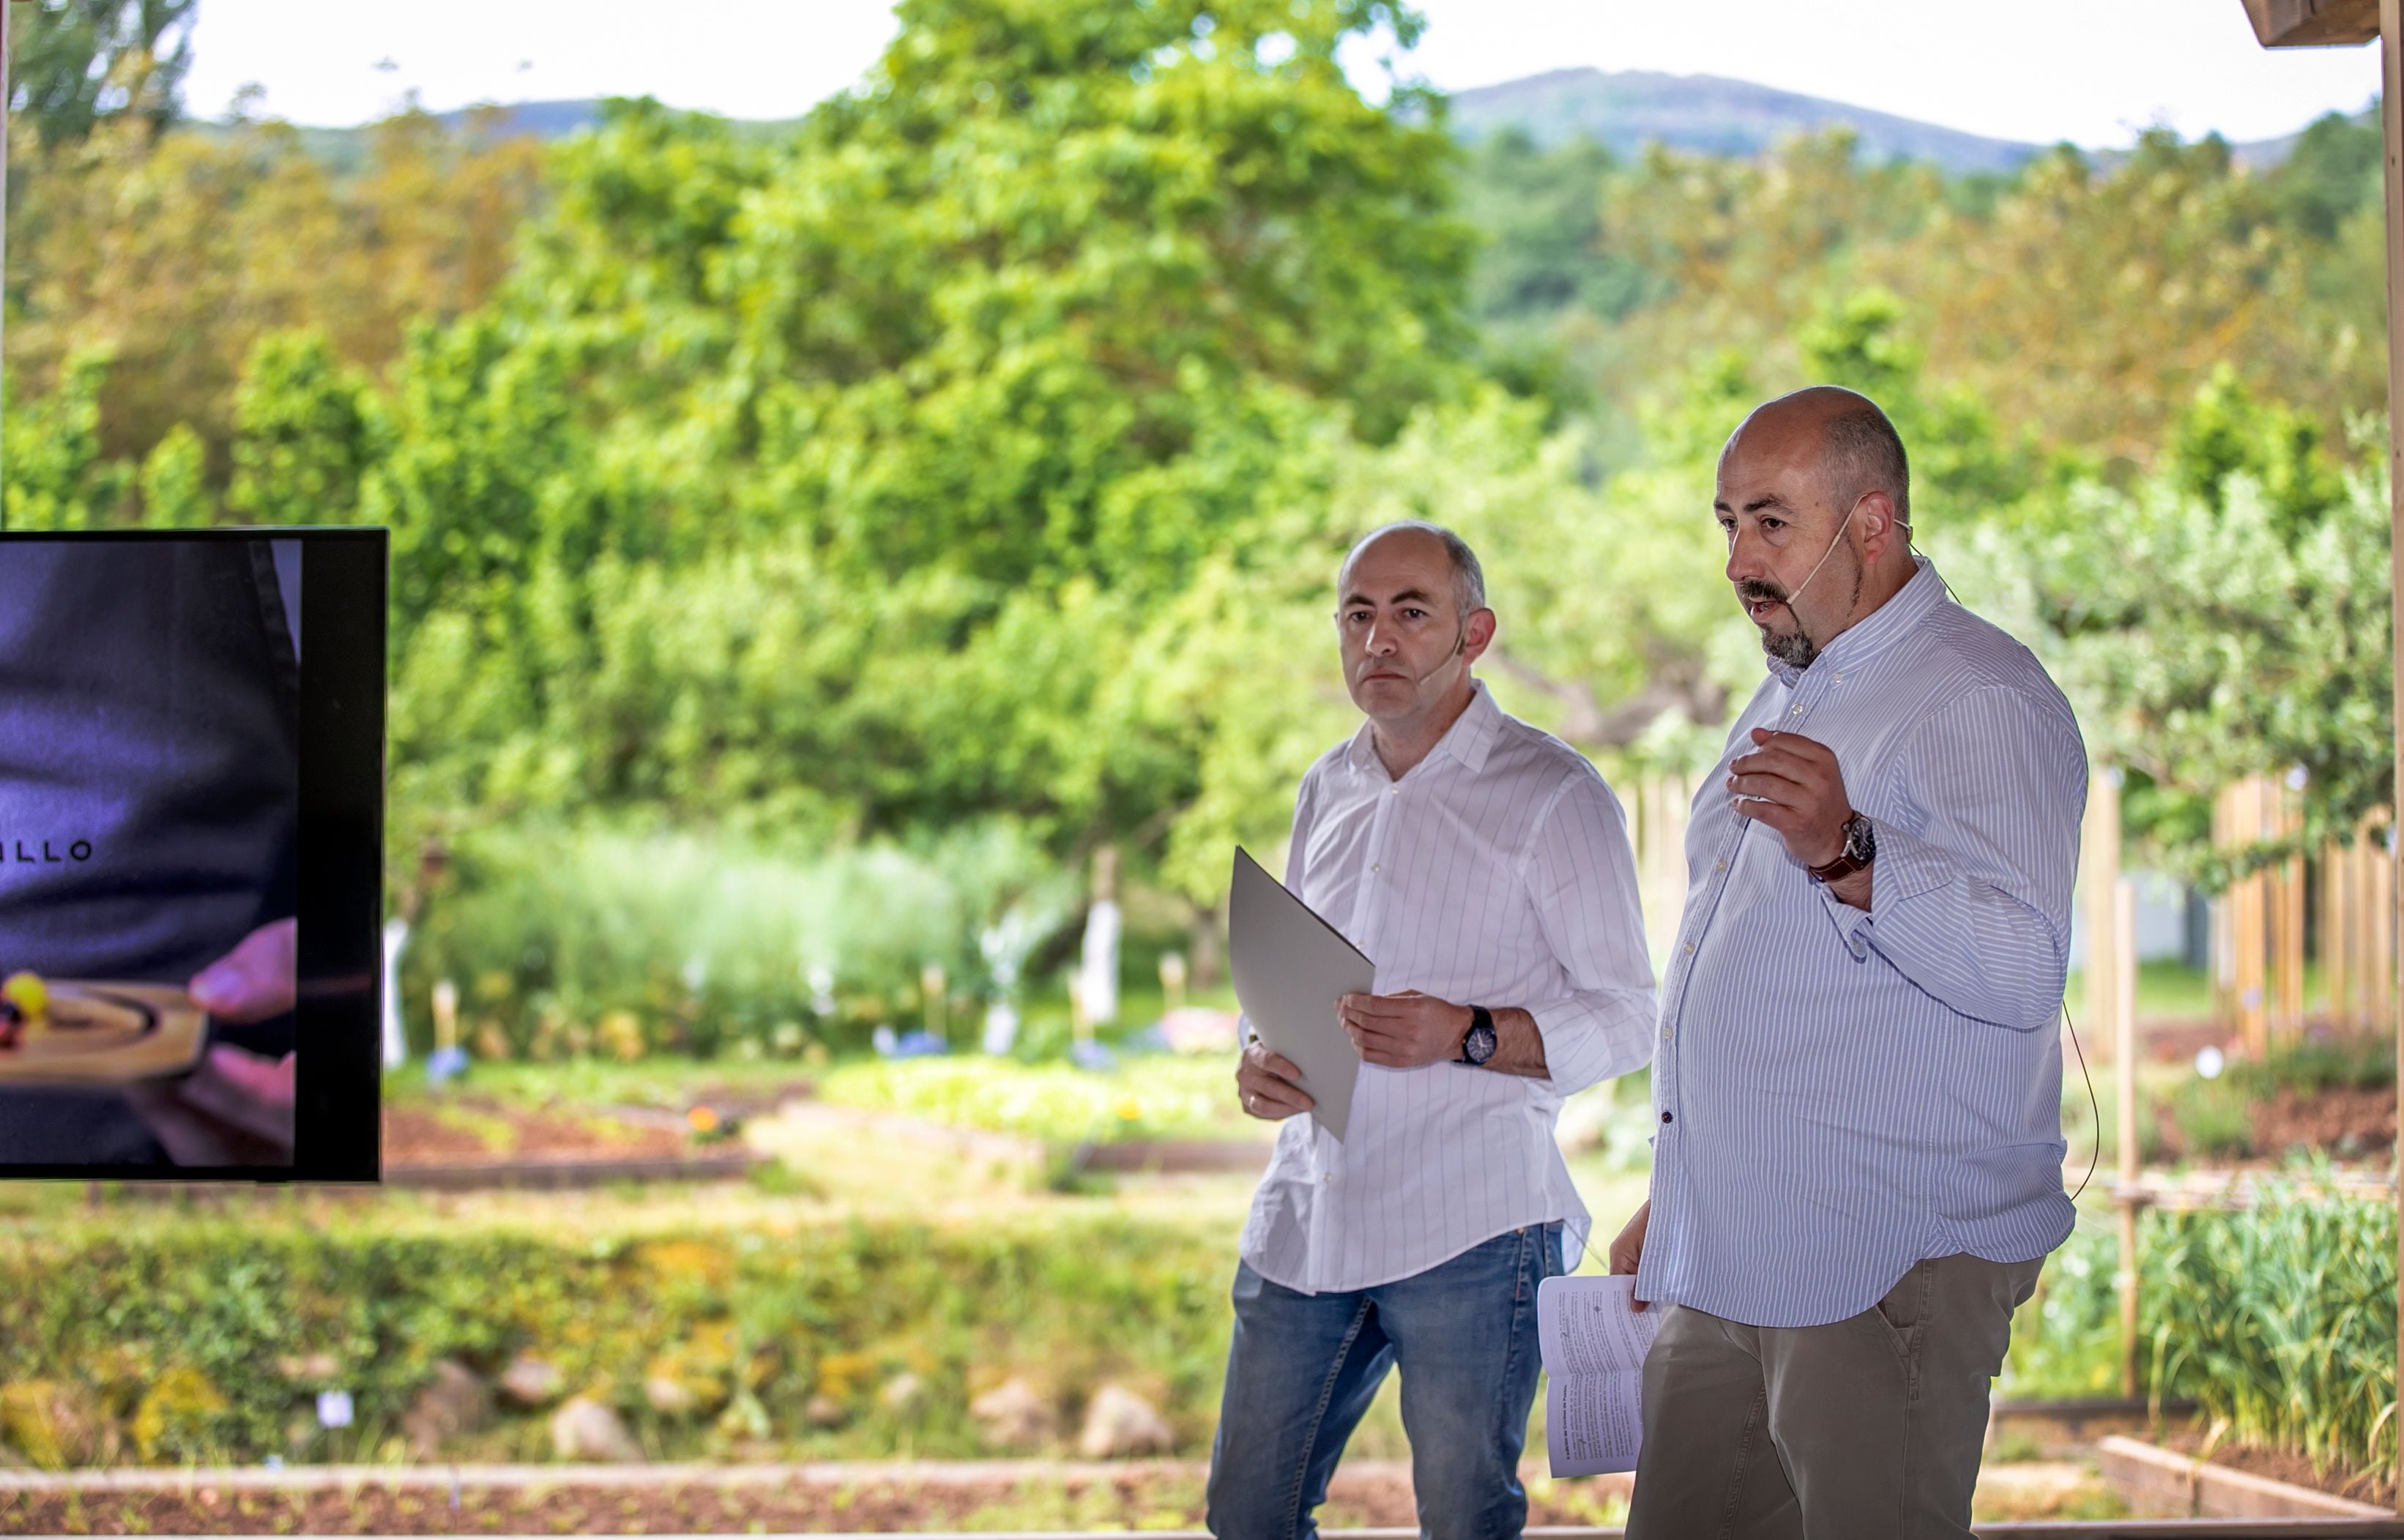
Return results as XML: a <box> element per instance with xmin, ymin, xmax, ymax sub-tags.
<box><xmin>0</xmin><ymin>527</ymin><xmax>387</xmax><ymax>1183</ymax></box>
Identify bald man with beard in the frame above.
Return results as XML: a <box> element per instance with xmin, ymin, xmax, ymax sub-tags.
<box><xmin>1610</xmin><ymin>389</ymin><xmax>2086</xmax><ymax>1539</ymax></box>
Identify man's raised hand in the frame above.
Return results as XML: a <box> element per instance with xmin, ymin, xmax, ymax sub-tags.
<box><xmin>1727</xmin><ymin>728</ymin><xmax>1850</xmax><ymax>868</ymax></box>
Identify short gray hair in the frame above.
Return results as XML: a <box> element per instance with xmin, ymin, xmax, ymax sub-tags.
<box><xmin>1822</xmin><ymin>403</ymin><xmax>1912</xmax><ymax>529</ymax></box>
<box><xmin>1339</xmin><ymin>520</ymin><xmax>1487</xmax><ymax>617</ymax></box>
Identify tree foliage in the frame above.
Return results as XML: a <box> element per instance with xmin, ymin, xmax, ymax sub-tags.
<box><xmin>0</xmin><ymin>0</ymin><xmax>2391</xmax><ymax>927</ymax></box>
<box><xmin>7</xmin><ymin>0</ymin><xmax>193</xmax><ymax>146</ymax></box>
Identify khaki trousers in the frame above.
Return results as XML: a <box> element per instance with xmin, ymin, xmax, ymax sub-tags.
<box><xmin>1624</xmin><ymin>1251</ymin><xmax>2044</xmax><ymax>1540</ymax></box>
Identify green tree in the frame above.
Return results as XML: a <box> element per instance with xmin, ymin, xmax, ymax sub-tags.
<box><xmin>7</xmin><ymin>0</ymin><xmax>192</xmax><ymax>146</ymax></box>
<box><xmin>368</xmin><ymin>0</ymin><xmax>1484</xmax><ymax>868</ymax></box>
<box><xmin>228</xmin><ymin>330</ymin><xmax>385</xmax><ymax>526</ymax></box>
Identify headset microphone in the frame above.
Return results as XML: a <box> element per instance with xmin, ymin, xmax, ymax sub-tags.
<box><xmin>1779</xmin><ymin>495</ymin><xmax>1863</xmax><ymax>613</ymax></box>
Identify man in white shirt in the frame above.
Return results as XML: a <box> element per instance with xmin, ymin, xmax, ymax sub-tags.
<box><xmin>1207</xmin><ymin>521</ymin><xmax>1656</xmax><ymax>1540</ymax></box>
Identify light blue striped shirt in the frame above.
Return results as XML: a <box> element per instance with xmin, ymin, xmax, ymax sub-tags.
<box><xmin>1637</xmin><ymin>557</ymin><xmax>2086</xmax><ymax>1329</ymax></box>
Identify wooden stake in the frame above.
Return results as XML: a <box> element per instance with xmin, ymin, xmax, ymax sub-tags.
<box><xmin>2211</xmin><ymin>787</ymin><xmax>2235</xmax><ymax>1035</ymax></box>
<box><xmin>2375</xmin><ymin>0</ymin><xmax>2404</xmax><ymax>1501</ymax></box>
<box><xmin>2084</xmin><ymin>765</ymin><xmax>2122</xmax><ymax>1055</ymax></box>
<box><xmin>2280</xmin><ymin>783</ymin><xmax>2307</xmax><ymax>1034</ymax></box>
<box><xmin>2324</xmin><ymin>841</ymin><xmax>2349</xmax><ymax>1030</ymax></box>
<box><xmin>2233</xmin><ymin>778</ymin><xmax>2271</xmax><ymax>1059</ymax></box>
<box><xmin>2116</xmin><ymin>879</ymin><xmax>2142</xmax><ymax>1402</ymax></box>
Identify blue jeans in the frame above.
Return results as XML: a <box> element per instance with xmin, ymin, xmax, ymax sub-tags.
<box><xmin>1206</xmin><ymin>1223</ymin><xmax>1564</xmax><ymax>1540</ymax></box>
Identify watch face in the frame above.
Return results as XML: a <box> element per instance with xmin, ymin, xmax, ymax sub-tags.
<box><xmin>1847</xmin><ymin>816</ymin><xmax>1877</xmax><ymax>864</ymax></box>
<box><xmin>1466</xmin><ymin>1024</ymin><xmax>1497</xmax><ymax>1064</ymax></box>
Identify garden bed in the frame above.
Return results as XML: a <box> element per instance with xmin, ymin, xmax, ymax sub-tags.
<box><xmin>2099</xmin><ymin>1435</ymin><xmax>2390</xmax><ymax>1519</ymax></box>
<box><xmin>0</xmin><ymin>1459</ymin><xmax>1615</xmax><ymax>1535</ymax></box>
<box><xmin>0</xmin><ymin>1455</ymin><xmax>2126</xmax><ymax>1533</ymax></box>
<box><xmin>2161</xmin><ymin>1429</ymin><xmax>2397</xmax><ymax>1511</ymax></box>
<box><xmin>382</xmin><ymin>1101</ymin><xmax>697</xmax><ymax>1166</ymax></box>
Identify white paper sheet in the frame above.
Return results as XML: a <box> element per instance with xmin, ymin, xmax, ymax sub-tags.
<box><xmin>1538</xmin><ymin>1272</ymin><xmax>1661</xmax><ymax>1477</ymax></box>
<box><xmin>1227</xmin><ymin>846</ymin><xmax>1371</xmax><ymax>1142</ymax></box>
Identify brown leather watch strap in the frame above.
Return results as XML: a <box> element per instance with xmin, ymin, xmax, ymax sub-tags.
<box><xmin>1807</xmin><ymin>814</ymin><xmax>1873</xmax><ymax>882</ymax></box>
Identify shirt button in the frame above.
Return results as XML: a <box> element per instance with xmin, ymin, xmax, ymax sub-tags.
<box><xmin>1713</xmin><ymin>860</ymin><xmax>1727</xmax><ymax>874</ymax></box>
<box><xmin>1371</xmin><ymin>863</ymin><xmax>1382</xmax><ymax>874</ymax></box>
<box><xmin>1661</xmin><ymin>1028</ymin><xmax>1673</xmax><ymax>1041</ymax></box>
<box><xmin>1681</xmin><ymin>942</ymin><xmax>1694</xmax><ymax>956</ymax></box>
<box><xmin>1790</xmin><ymin>705</ymin><xmax>1804</xmax><ymax>717</ymax></box>
<box><xmin>1661</xmin><ymin>1112</ymin><xmax>1674</xmax><ymax>1126</ymax></box>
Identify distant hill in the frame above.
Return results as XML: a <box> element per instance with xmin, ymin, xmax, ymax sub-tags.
<box><xmin>242</xmin><ymin>76</ymin><xmax>2325</xmax><ymax>178</ymax></box>
<box><xmin>1446</xmin><ymin>68</ymin><xmax>2048</xmax><ymax>174</ymax></box>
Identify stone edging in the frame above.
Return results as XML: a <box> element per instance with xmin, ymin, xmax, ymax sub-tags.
<box><xmin>2097</xmin><ymin>1433</ymin><xmax>2391</xmax><ymax>1519</ymax></box>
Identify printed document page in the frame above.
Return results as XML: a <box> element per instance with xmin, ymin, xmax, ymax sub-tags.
<box><xmin>1538</xmin><ymin>1272</ymin><xmax>1660</xmax><ymax>1477</ymax></box>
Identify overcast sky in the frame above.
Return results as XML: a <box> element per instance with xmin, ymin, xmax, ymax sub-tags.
<box><xmin>179</xmin><ymin>0</ymin><xmax>2382</xmax><ymax>150</ymax></box>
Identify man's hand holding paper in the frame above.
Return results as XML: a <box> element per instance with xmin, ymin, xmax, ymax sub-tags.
<box><xmin>1235</xmin><ymin>1041</ymin><xmax>1313</xmax><ymax>1120</ymax></box>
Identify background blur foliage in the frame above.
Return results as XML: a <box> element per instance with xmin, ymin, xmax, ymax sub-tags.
<box><xmin>0</xmin><ymin>1209</ymin><xmax>1234</xmax><ymax>1464</ymax></box>
<box><xmin>0</xmin><ymin>0</ymin><xmax>2389</xmax><ymax>1033</ymax></box>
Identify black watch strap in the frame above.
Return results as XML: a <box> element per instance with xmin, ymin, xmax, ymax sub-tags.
<box><xmin>1460</xmin><ymin>1005</ymin><xmax>1497</xmax><ymax>1065</ymax></box>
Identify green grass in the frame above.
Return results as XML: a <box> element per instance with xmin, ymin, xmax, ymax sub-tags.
<box><xmin>2062</xmin><ymin>960</ymin><xmax>2217</xmax><ymax>1024</ymax></box>
<box><xmin>814</xmin><ymin>1054</ymin><xmax>1260</xmax><ymax>1145</ymax></box>
<box><xmin>385</xmin><ymin>1054</ymin><xmax>825</xmax><ymax>1109</ymax></box>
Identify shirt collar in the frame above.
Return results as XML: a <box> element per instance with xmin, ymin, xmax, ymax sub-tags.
<box><xmin>1765</xmin><ymin>554</ymin><xmax>1946</xmax><ymax>688</ymax></box>
<box><xmin>1346</xmin><ymin>678</ymin><xmax>1503</xmax><ymax>778</ymax></box>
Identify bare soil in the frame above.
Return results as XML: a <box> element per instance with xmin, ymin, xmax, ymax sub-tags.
<box><xmin>381</xmin><ymin>1099</ymin><xmax>693</xmax><ymax>1167</ymax></box>
<box><xmin>2162</xmin><ymin>1426</ymin><xmax>2396</xmax><ymax>1508</ymax></box>
<box><xmin>2248</xmin><ymin>1085</ymin><xmax>2395</xmax><ymax>1156</ymax></box>
<box><xmin>0</xmin><ymin>1465</ymin><xmax>1584</xmax><ymax>1535</ymax></box>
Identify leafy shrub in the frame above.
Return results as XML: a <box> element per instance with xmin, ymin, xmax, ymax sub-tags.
<box><xmin>2166</xmin><ymin>1075</ymin><xmax>2253</xmax><ymax>1159</ymax></box>
<box><xmin>404</xmin><ymin>819</ymin><xmax>1074</xmax><ymax>1059</ymax></box>
<box><xmin>2235</xmin><ymin>1032</ymin><xmax>2395</xmax><ymax>1097</ymax></box>
<box><xmin>0</xmin><ymin>1207</ymin><xmax>1235</xmax><ymax>1466</ymax></box>
<box><xmin>815</xmin><ymin>1056</ymin><xmax>1253</xmax><ymax>1146</ymax></box>
<box><xmin>2009</xmin><ymin>1172</ymin><xmax>2397</xmax><ymax>1478</ymax></box>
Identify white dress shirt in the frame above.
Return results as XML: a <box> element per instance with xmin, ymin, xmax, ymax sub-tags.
<box><xmin>1240</xmin><ymin>681</ymin><xmax>1657</xmax><ymax>1295</ymax></box>
<box><xmin>1639</xmin><ymin>557</ymin><xmax>2086</xmax><ymax>1329</ymax></box>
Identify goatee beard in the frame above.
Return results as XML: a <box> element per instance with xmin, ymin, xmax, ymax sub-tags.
<box><xmin>1735</xmin><ymin>579</ymin><xmax>1820</xmax><ymax>670</ymax></box>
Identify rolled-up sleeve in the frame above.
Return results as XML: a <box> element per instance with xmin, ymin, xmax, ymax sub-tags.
<box><xmin>1519</xmin><ymin>772</ymin><xmax>1659</xmax><ymax>1096</ymax></box>
<box><xmin>1831</xmin><ymin>685</ymin><xmax>2087</xmax><ymax>1032</ymax></box>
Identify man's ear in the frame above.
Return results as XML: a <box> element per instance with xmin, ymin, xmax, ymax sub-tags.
<box><xmin>1856</xmin><ymin>491</ymin><xmax>1903</xmax><ymax>566</ymax></box>
<box><xmin>1461</xmin><ymin>607</ymin><xmax>1497</xmax><ymax>665</ymax></box>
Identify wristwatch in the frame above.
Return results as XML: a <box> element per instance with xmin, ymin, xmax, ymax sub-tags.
<box><xmin>1808</xmin><ymin>811</ymin><xmax>1877</xmax><ymax>883</ymax></box>
<box><xmin>1459</xmin><ymin>1005</ymin><xmax>1497</xmax><ymax>1066</ymax></box>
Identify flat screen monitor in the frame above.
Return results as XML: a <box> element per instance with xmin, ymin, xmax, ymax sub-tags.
<box><xmin>0</xmin><ymin>528</ymin><xmax>385</xmax><ymax>1182</ymax></box>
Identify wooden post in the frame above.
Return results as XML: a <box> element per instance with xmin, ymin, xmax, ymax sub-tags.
<box><xmin>2375</xmin><ymin>815</ymin><xmax>2396</xmax><ymax>1033</ymax></box>
<box><xmin>2281</xmin><ymin>867</ymin><xmax>2305</xmax><ymax>1034</ymax></box>
<box><xmin>2233</xmin><ymin>777</ymin><xmax>2272</xmax><ymax>1058</ymax></box>
<box><xmin>2115</xmin><ymin>879</ymin><xmax>2143</xmax><ymax>1402</ymax></box>
<box><xmin>2211</xmin><ymin>788</ymin><xmax>2235</xmax><ymax>1034</ymax></box>
<box><xmin>2376</xmin><ymin>0</ymin><xmax>2404</xmax><ymax>1500</ymax></box>
<box><xmin>2324</xmin><ymin>841</ymin><xmax>2349</xmax><ymax>1030</ymax></box>
<box><xmin>2281</xmin><ymin>779</ymin><xmax>2308</xmax><ymax>1034</ymax></box>
<box><xmin>2085</xmin><ymin>765</ymin><xmax>2123</xmax><ymax>1056</ymax></box>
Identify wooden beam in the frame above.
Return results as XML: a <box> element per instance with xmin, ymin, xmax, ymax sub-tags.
<box><xmin>2246</xmin><ymin>0</ymin><xmax>2381</xmax><ymax>46</ymax></box>
<box><xmin>2085</xmin><ymin>766</ymin><xmax>2122</xmax><ymax>1057</ymax></box>
<box><xmin>2377</xmin><ymin>0</ymin><xmax>2404</xmax><ymax>1510</ymax></box>
<box><xmin>2115</xmin><ymin>879</ymin><xmax>2142</xmax><ymax>1402</ymax></box>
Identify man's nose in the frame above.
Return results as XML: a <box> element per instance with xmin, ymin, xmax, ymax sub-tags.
<box><xmin>1362</xmin><ymin>618</ymin><xmax>1399</xmax><ymax>655</ymax></box>
<box><xmin>1724</xmin><ymin>527</ymin><xmax>1762</xmax><ymax>585</ymax></box>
